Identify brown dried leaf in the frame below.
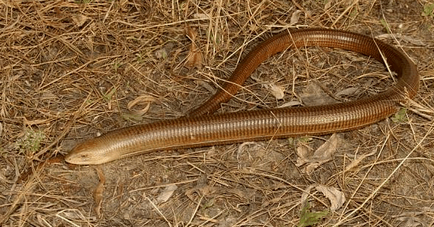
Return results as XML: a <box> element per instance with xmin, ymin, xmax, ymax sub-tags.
<box><xmin>296</xmin><ymin>134</ymin><xmax>340</xmax><ymax>174</ymax></box>
<box><xmin>185</xmin><ymin>44</ymin><xmax>203</xmax><ymax>68</ymax></box>
<box><xmin>185</xmin><ymin>26</ymin><xmax>203</xmax><ymax>69</ymax></box>
<box><xmin>71</xmin><ymin>14</ymin><xmax>89</xmax><ymax>27</ymax></box>
<box><xmin>186</xmin><ymin>25</ymin><xmax>197</xmax><ymax>41</ymax></box>
<box><xmin>300</xmin><ymin>184</ymin><xmax>346</xmax><ymax>212</ymax></box>
<box><xmin>290</xmin><ymin>10</ymin><xmax>302</xmax><ymax>25</ymax></box>
<box><xmin>344</xmin><ymin>150</ymin><xmax>376</xmax><ymax>172</ymax></box>
<box><xmin>315</xmin><ymin>185</ymin><xmax>345</xmax><ymax>211</ymax></box>
<box><xmin>127</xmin><ymin>95</ymin><xmax>157</xmax><ymax>116</ymax></box>
<box><xmin>279</xmin><ymin>100</ymin><xmax>303</xmax><ymax>108</ymax></box>
<box><xmin>185</xmin><ymin>185</ymin><xmax>216</xmax><ymax>200</ymax></box>
<box><xmin>376</xmin><ymin>33</ymin><xmax>426</xmax><ymax>46</ymax></box>
<box><xmin>154</xmin><ymin>43</ymin><xmax>174</xmax><ymax>59</ymax></box>
<box><xmin>336</xmin><ymin>87</ymin><xmax>359</xmax><ymax>97</ymax></box>
<box><xmin>300</xmin><ymin>185</ymin><xmax>315</xmax><ymax>208</ymax></box>
<box><xmin>197</xmin><ymin>80</ymin><xmax>216</xmax><ymax>94</ymax></box>
<box><xmin>300</xmin><ymin>83</ymin><xmax>337</xmax><ymax>106</ymax></box>
<box><xmin>155</xmin><ymin>48</ymin><xmax>168</xmax><ymax>59</ymax></box>
<box><xmin>296</xmin><ymin>145</ymin><xmax>311</xmax><ymax>166</ymax></box>
<box><xmin>266</xmin><ymin>83</ymin><xmax>285</xmax><ymax>99</ymax></box>
<box><xmin>156</xmin><ymin>185</ymin><xmax>178</xmax><ymax>204</ymax></box>
<box><xmin>93</xmin><ymin>167</ymin><xmax>105</xmax><ymax>219</ymax></box>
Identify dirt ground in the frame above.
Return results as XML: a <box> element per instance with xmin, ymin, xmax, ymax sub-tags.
<box><xmin>1</xmin><ymin>0</ymin><xmax>434</xmax><ymax>226</ymax></box>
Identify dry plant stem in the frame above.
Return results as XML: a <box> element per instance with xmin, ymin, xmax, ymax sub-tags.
<box><xmin>187</xmin><ymin>195</ymin><xmax>204</xmax><ymax>226</ymax></box>
<box><xmin>65</xmin><ymin>28</ymin><xmax>419</xmax><ymax>165</ymax></box>
<box><xmin>331</xmin><ymin>0</ymin><xmax>359</xmax><ymax>27</ymax></box>
<box><xmin>0</xmin><ymin>171</ymin><xmax>38</xmax><ymax>224</ymax></box>
<box><xmin>1</xmin><ymin>0</ymin><xmax>432</xmax><ymax>226</ymax></box>
<box><xmin>34</xmin><ymin>92</ymin><xmax>93</xmax><ymax>160</ymax></box>
<box><xmin>333</xmin><ymin>124</ymin><xmax>433</xmax><ymax>226</ymax></box>
<box><xmin>146</xmin><ymin>196</ymin><xmax>172</xmax><ymax>227</ymax></box>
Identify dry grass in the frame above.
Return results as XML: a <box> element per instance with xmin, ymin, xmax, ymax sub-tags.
<box><xmin>1</xmin><ymin>0</ymin><xmax>434</xmax><ymax>226</ymax></box>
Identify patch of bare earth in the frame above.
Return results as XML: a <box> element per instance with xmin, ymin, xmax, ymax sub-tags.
<box><xmin>1</xmin><ymin>0</ymin><xmax>433</xmax><ymax>226</ymax></box>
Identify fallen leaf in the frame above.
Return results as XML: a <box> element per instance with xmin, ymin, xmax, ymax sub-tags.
<box><xmin>335</xmin><ymin>87</ymin><xmax>359</xmax><ymax>97</ymax></box>
<box><xmin>185</xmin><ymin>185</ymin><xmax>216</xmax><ymax>201</ymax></box>
<box><xmin>127</xmin><ymin>95</ymin><xmax>157</xmax><ymax>116</ymax></box>
<box><xmin>392</xmin><ymin>108</ymin><xmax>408</xmax><ymax>123</ymax></box>
<box><xmin>395</xmin><ymin>216</ymin><xmax>423</xmax><ymax>227</ymax></box>
<box><xmin>93</xmin><ymin>167</ymin><xmax>105</xmax><ymax>219</ymax></box>
<box><xmin>290</xmin><ymin>10</ymin><xmax>302</xmax><ymax>25</ymax></box>
<box><xmin>300</xmin><ymin>83</ymin><xmax>337</xmax><ymax>106</ymax></box>
<box><xmin>155</xmin><ymin>43</ymin><xmax>174</xmax><ymax>59</ymax></box>
<box><xmin>71</xmin><ymin>14</ymin><xmax>89</xmax><ymax>27</ymax></box>
<box><xmin>156</xmin><ymin>185</ymin><xmax>178</xmax><ymax>204</ymax></box>
<box><xmin>296</xmin><ymin>134</ymin><xmax>340</xmax><ymax>174</ymax></box>
<box><xmin>155</xmin><ymin>48</ymin><xmax>168</xmax><ymax>59</ymax></box>
<box><xmin>344</xmin><ymin>150</ymin><xmax>376</xmax><ymax>172</ymax></box>
<box><xmin>185</xmin><ymin>175</ymin><xmax>214</xmax><ymax>200</ymax></box>
<box><xmin>315</xmin><ymin>185</ymin><xmax>345</xmax><ymax>211</ymax></box>
<box><xmin>296</xmin><ymin>145</ymin><xmax>311</xmax><ymax>166</ymax></box>
<box><xmin>121</xmin><ymin>112</ymin><xmax>143</xmax><ymax>122</ymax></box>
<box><xmin>300</xmin><ymin>185</ymin><xmax>315</xmax><ymax>207</ymax></box>
<box><xmin>197</xmin><ymin>80</ymin><xmax>216</xmax><ymax>94</ymax></box>
<box><xmin>393</xmin><ymin>210</ymin><xmax>432</xmax><ymax>227</ymax></box>
<box><xmin>185</xmin><ymin>25</ymin><xmax>203</xmax><ymax>68</ymax></box>
<box><xmin>300</xmin><ymin>184</ymin><xmax>345</xmax><ymax>212</ymax></box>
<box><xmin>279</xmin><ymin>100</ymin><xmax>303</xmax><ymax>108</ymax></box>
<box><xmin>266</xmin><ymin>83</ymin><xmax>285</xmax><ymax>99</ymax></box>
<box><xmin>376</xmin><ymin>33</ymin><xmax>426</xmax><ymax>46</ymax></box>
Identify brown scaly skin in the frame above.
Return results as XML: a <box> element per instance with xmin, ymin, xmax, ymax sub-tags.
<box><xmin>65</xmin><ymin>28</ymin><xmax>419</xmax><ymax>165</ymax></box>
